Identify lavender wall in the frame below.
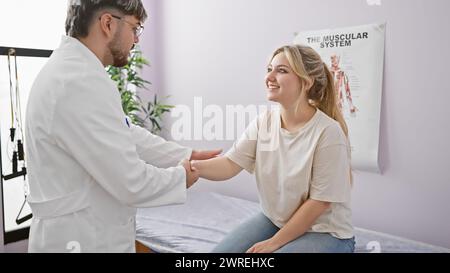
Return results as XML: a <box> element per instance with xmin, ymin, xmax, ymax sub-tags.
<box><xmin>141</xmin><ymin>0</ymin><xmax>450</xmax><ymax>248</ymax></box>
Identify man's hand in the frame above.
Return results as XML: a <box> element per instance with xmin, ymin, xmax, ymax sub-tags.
<box><xmin>190</xmin><ymin>149</ymin><xmax>222</xmax><ymax>160</ymax></box>
<box><xmin>181</xmin><ymin>159</ymin><xmax>199</xmax><ymax>188</ymax></box>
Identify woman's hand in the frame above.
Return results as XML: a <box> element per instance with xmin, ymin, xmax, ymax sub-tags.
<box><xmin>246</xmin><ymin>238</ymin><xmax>281</xmax><ymax>253</ymax></box>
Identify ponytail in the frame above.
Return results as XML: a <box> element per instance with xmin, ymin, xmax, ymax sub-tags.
<box><xmin>320</xmin><ymin>64</ymin><xmax>349</xmax><ymax>138</ymax></box>
<box><xmin>321</xmin><ymin>64</ymin><xmax>353</xmax><ymax>184</ymax></box>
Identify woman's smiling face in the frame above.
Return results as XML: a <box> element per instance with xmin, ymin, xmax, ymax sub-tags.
<box><xmin>265</xmin><ymin>52</ymin><xmax>302</xmax><ymax>107</ymax></box>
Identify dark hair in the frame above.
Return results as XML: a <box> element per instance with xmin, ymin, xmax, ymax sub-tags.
<box><xmin>65</xmin><ymin>0</ymin><xmax>147</xmax><ymax>38</ymax></box>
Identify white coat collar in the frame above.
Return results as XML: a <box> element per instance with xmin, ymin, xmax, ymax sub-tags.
<box><xmin>59</xmin><ymin>35</ymin><xmax>106</xmax><ymax>73</ymax></box>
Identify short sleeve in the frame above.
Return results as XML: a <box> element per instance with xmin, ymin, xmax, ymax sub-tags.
<box><xmin>225</xmin><ymin>117</ymin><xmax>259</xmax><ymax>174</ymax></box>
<box><xmin>309</xmin><ymin>144</ymin><xmax>351</xmax><ymax>203</ymax></box>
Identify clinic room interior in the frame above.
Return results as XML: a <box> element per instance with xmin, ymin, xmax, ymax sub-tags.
<box><xmin>1</xmin><ymin>0</ymin><xmax>449</xmax><ymax>253</ymax></box>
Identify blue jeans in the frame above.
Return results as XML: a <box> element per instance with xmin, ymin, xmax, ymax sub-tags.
<box><xmin>212</xmin><ymin>212</ymin><xmax>355</xmax><ymax>253</ymax></box>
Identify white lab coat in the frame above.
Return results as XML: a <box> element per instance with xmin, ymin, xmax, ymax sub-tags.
<box><xmin>25</xmin><ymin>36</ymin><xmax>192</xmax><ymax>253</ymax></box>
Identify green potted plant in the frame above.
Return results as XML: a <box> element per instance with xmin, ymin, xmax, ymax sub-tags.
<box><xmin>107</xmin><ymin>46</ymin><xmax>174</xmax><ymax>134</ymax></box>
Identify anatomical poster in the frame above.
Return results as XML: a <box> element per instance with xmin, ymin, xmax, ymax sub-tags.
<box><xmin>294</xmin><ymin>23</ymin><xmax>386</xmax><ymax>172</ymax></box>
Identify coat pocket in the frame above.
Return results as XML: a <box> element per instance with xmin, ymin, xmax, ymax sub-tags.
<box><xmin>103</xmin><ymin>217</ymin><xmax>136</xmax><ymax>253</ymax></box>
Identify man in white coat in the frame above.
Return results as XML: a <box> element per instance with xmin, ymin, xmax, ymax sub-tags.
<box><xmin>25</xmin><ymin>0</ymin><xmax>220</xmax><ymax>253</ymax></box>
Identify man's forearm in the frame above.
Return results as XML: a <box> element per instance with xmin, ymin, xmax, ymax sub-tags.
<box><xmin>131</xmin><ymin>124</ymin><xmax>192</xmax><ymax>168</ymax></box>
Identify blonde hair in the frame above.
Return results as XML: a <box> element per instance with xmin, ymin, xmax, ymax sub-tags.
<box><xmin>270</xmin><ymin>45</ymin><xmax>353</xmax><ymax>183</ymax></box>
<box><xmin>270</xmin><ymin>45</ymin><xmax>348</xmax><ymax>137</ymax></box>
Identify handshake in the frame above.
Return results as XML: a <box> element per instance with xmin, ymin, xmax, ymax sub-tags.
<box><xmin>180</xmin><ymin>149</ymin><xmax>222</xmax><ymax>188</ymax></box>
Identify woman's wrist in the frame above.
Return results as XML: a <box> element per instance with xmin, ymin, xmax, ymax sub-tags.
<box><xmin>269</xmin><ymin>235</ymin><xmax>288</xmax><ymax>250</ymax></box>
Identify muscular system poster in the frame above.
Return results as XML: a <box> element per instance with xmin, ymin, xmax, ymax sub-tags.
<box><xmin>294</xmin><ymin>23</ymin><xmax>386</xmax><ymax>172</ymax></box>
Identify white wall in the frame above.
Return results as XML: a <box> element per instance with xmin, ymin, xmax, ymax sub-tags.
<box><xmin>141</xmin><ymin>0</ymin><xmax>450</xmax><ymax>248</ymax></box>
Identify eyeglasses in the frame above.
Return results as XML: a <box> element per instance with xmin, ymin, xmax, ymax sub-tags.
<box><xmin>110</xmin><ymin>14</ymin><xmax>144</xmax><ymax>37</ymax></box>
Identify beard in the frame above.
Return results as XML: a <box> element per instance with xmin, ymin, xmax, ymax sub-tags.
<box><xmin>107</xmin><ymin>32</ymin><xmax>132</xmax><ymax>67</ymax></box>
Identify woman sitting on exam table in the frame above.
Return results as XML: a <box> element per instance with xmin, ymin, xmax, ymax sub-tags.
<box><xmin>192</xmin><ymin>45</ymin><xmax>355</xmax><ymax>253</ymax></box>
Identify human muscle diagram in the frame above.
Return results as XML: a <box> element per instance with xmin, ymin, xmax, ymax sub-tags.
<box><xmin>330</xmin><ymin>54</ymin><xmax>358</xmax><ymax>116</ymax></box>
<box><xmin>294</xmin><ymin>23</ymin><xmax>385</xmax><ymax>172</ymax></box>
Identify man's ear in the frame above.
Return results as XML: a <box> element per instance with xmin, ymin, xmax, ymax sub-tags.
<box><xmin>98</xmin><ymin>13</ymin><xmax>115</xmax><ymax>38</ymax></box>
